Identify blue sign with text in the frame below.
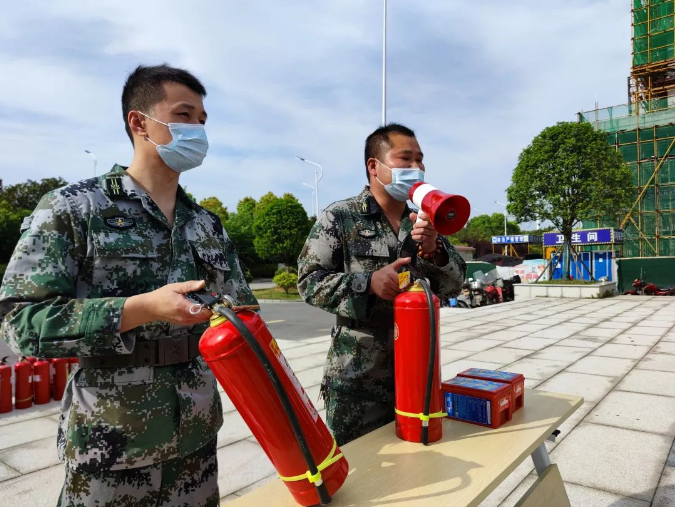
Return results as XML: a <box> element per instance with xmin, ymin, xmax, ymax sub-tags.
<box><xmin>491</xmin><ymin>235</ymin><xmax>543</xmax><ymax>245</ymax></box>
<box><xmin>543</xmin><ymin>228</ymin><xmax>623</xmax><ymax>246</ymax></box>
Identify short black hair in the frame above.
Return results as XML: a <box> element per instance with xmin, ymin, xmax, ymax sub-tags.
<box><xmin>364</xmin><ymin>123</ymin><xmax>416</xmax><ymax>181</ymax></box>
<box><xmin>121</xmin><ymin>64</ymin><xmax>207</xmax><ymax>144</ymax></box>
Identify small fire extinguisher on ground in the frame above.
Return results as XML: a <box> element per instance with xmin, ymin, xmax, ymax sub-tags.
<box><xmin>14</xmin><ymin>356</ymin><xmax>33</xmax><ymax>409</ymax></box>
<box><xmin>51</xmin><ymin>358</ymin><xmax>69</xmax><ymax>401</ymax></box>
<box><xmin>33</xmin><ymin>358</ymin><xmax>51</xmax><ymax>405</ymax></box>
<box><xmin>0</xmin><ymin>357</ymin><xmax>12</xmax><ymax>414</ymax></box>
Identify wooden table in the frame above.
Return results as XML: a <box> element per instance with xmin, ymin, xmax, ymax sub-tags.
<box><xmin>227</xmin><ymin>389</ymin><xmax>583</xmax><ymax>507</ymax></box>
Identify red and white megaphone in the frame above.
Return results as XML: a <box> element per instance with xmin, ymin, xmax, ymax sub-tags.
<box><xmin>409</xmin><ymin>182</ymin><xmax>471</xmax><ymax>235</ymax></box>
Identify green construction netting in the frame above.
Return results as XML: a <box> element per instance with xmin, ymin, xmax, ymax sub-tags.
<box><xmin>617</xmin><ymin>256</ymin><xmax>675</xmax><ymax>293</ymax></box>
<box><xmin>632</xmin><ymin>0</ymin><xmax>675</xmax><ymax>66</ymax></box>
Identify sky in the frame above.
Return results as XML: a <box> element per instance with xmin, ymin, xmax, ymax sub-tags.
<box><xmin>0</xmin><ymin>1</ymin><xmax>631</xmax><ymax>228</ymax></box>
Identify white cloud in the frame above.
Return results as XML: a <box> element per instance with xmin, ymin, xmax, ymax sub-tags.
<box><xmin>0</xmin><ymin>0</ymin><xmax>631</xmax><ymax>223</ymax></box>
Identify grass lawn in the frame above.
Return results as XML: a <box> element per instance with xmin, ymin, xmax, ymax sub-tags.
<box><xmin>252</xmin><ymin>287</ymin><xmax>302</xmax><ymax>301</ymax></box>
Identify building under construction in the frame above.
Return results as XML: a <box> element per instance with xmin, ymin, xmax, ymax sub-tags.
<box><xmin>579</xmin><ymin>0</ymin><xmax>675</xmax><ymax>257</ymax></box>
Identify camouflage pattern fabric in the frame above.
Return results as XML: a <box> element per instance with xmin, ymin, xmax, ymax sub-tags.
<box><xmin>58</xmin><ymin>438</ymin><xmax>219</xmax><ymax>507</ymax></box>
<box><xmin>0</xmin><ymin>164</ymin><xmax>256</xmax><ymax>472</ymax></box>
<box><xmin>298</xmin><ymin>186</ymin><xmax>466</xmax><ymax>444</ymax></box>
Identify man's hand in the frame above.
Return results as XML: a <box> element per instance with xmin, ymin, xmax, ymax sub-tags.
<box><xmin>370</xmin><ymin>257</ymin><xmax>411</xmax><ymax>300</ymax></box>
<box><xmin>121</xmin><ymin>280</ymin><xmax>213</xmax><ymax>332</ymax></box>
<box><xmin>410</xmin><ymin>211</ymin><xmax>438</xmax><ymax>253</ymax></box>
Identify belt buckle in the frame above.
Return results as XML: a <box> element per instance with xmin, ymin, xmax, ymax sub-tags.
<box><xmin>159</xmin><ymin>336</ymin><xmax>189</xmax><ymax>366</ymax></box>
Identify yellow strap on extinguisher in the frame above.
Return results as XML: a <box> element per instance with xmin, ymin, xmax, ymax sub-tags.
<box><xmin>395</xmin><ymin>407</ymin><xmax>447</xmax><ymax>422</ymax></box>
<box><xmin>278</xmin><ymin>438</ymin><xmax>344</xmax><ymax>484</ymax></box>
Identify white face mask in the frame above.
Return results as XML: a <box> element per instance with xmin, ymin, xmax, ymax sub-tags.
<box><xmin>139</xmin><ymin>112</ymin><xmax>209</xmax><ymax>173</ymax></box>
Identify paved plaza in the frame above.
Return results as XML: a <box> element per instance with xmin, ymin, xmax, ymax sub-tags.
<box><xmin>1</xmin><ymin>295</ymin><xmax>674</xmax><ymax>506</ymax></box>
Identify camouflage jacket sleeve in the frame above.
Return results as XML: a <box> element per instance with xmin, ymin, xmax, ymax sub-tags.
<box><xmin>297</xmin><ymin>209</ymin><xmax>372</xmax><ymax>320</ymax></box>
<box><xmin>415</xmin><ymin>236</ymin><xmax>467</xmax><ymax>299</ymax></box>
<box><xmin>0</xmin><ymin>191</ymin><xmax>130</xmax><ymax>358</ymax></box>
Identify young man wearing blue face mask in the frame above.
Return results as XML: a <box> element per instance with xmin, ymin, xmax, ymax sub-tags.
<box><xmin>298</xmin><ymin>123</ymin><xmax>466</xmax><ymax>445</ymax></box>
<box><xmin>0</xmin><ymin>64</ymin><xmax>256</xmax><ymax>506</ymax></box>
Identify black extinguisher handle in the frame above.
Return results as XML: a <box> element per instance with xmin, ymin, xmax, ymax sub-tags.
<box><xmin>213</xmin><ymin>305</ymin><xmax>332</xmax><ymax>505</ymax></box>
<box><xmin>417</xmin><ymin>279</ymin><xmax>437</xmax><ymax>446</ymax></box>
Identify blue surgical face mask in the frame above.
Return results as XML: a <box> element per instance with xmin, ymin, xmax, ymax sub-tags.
<box><xmin>139</xmin><ymin>112</ymin><xmax>209</xmax><ymax>173</ymax></box>
<box><xmin>375</xmin><ymin>160</ymin><xmax>425</xmax><ymax>201</ymax></box>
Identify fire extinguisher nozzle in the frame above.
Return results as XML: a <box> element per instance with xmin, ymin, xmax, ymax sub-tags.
<box><xmin>317</xmin><ymin>482</ymin><xmax>332</xmax><ymax>505</ymax></box>
<box><xmin>421</xmin><ymin>427</ymin><xmax>430</xmax><ymax>446</ymax></box>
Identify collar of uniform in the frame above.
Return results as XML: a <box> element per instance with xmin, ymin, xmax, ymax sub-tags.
<box><xmin>102</xmin><ymin>165</ymin><xmax>143</xmax><ymax>200</ymax></box>
<box><xmin>359</xmin><ymin>186</ymin><xmax>412</xmax><ymax>219</ymax></box>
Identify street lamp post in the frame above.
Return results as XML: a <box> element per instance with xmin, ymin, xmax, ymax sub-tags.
<box><xmin>295</xmin><ymin>156</ymin><xmax>323</xmax><ymax>216</ymax></box>
<box><xmin>301</xmin><ymin>182</ymin><xmax>316</xmax><ymax>217</ymax></box>
<box><xmin>494</xmin><ymin>200</ymin><xmax>509</xmax><ymax>255</ymax></box>
<box><xmin>84</xmin><ymin>150</ymin><xmax>97</xmax><ymax>178</ymax></box>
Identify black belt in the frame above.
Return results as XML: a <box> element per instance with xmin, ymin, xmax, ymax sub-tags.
<box><xmin>80</xmin><ymin>335</ymin><xmax>201</xmax><ymax>368</ymax></box>
<box><xmin>336</xmin><ymin>314</ymin><xmax>392</xmax><ymax>330</ymax></box>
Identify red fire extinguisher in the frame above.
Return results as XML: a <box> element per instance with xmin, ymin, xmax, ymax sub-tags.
<box><xmin>52</xmin><ymin>358</ymin><xmax>69</xmax><ymax>401</ymax></box>
<box><xmin>394</xmin><ymin>280</ymin><xmax>444</xmax><ymax>445</ymax></box>
<box><xmin>14</xmin><ymin>357</ymin><xmax>33</xmax><ymax>409</ymax></box>
<box><xmin>0</xmin><ymin>357</ymin><xmax>12</xmax><ymax>414</ymax></box>
<box><xmin>196</xmin><ymin>294</ymin><xmax>348</xmax><ymax>507</ymax></box>
<box><xmin>33</xmin><ymin>358</ymin><xmax>51</xmax><ymax>405</ymax></box>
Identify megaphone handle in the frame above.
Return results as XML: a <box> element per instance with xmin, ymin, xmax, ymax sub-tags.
<box><xmin>416</xmin><ymin>210</ymin><xmax>430</xmax><ymax>224</ymax></box>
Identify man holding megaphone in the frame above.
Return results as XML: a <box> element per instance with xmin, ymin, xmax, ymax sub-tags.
<box><xmin>298</xmin><ymin>123</ymin><xmax>467</xmax><ymax>445</ymax></box>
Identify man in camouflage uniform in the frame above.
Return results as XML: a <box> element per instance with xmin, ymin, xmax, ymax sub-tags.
<box><xmin>0</xmin><ymin>65</ymin><xmax>255</xmax><ymax>506</ymax></box>
<box><xmin>298</xmin><ymin>124</ymin><xmax>466</xmax><ymax>445</ymax></box>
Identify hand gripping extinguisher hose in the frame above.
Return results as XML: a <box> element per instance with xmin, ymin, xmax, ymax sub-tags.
<box><xmin>417</xmin><ymin>279</ymin><xmax>437</xmax><ymax>446</ymax></box>
<box><xmin>214</xmin><ymin>306</ymin><xmax>332</xmax><ymax>505</ymax></box>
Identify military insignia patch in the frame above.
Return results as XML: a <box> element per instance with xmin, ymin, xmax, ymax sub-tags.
<box><xmin>358</xmin><ymin>229</ymin><xmax>376</xmax><ymax>238</ymax></box>
<box><xmin>105</xmin><ymin>216</ymin><xmax>136</xmax><ymax>230</ymax></box>
<box><xmin>106</xmin><ymin>177</ymin><xmax>123</xmax><ymax>196</ymax></box>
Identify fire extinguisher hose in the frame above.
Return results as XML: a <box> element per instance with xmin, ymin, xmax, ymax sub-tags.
<box><xmin>417</xmin><ymin>278</ymin><xmax>437</xmax><ymax>446</ymax></box>
<box><xmin>214</xmin><ymin>305</ymin><xmax>333</xmax><ymax>505</ymax></box>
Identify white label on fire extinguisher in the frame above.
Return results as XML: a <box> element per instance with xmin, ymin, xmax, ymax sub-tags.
<box><xmin>270</xmin><ymin>339</ymin><xmax>320</xmax><ymax>423</ymax></box>
<box><xmin>33</xmin><ymin>375</ymin><xmax>41</xmax><ymax>382</ymax></box>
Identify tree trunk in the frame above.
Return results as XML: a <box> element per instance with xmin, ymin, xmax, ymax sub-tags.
<box><xmin>562</xmin><ymin>228</ymin><xmax>573</xmax><ymax>280</ymax></box>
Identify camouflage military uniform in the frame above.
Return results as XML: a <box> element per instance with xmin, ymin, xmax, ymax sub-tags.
<box><xmin>0</xmin><ymin>165</ymin><xmax>256</xmax><ymax>506</ymax></box>
<box><xmin>297</xmin><ymin>186</ymin><xmax>466</xmax><ymax>445</ymax></box>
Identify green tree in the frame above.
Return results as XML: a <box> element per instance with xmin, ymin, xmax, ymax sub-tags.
<box><xmin>225</xmin><ymin>197</ymin><xmax>259</xmax><ymax>273</ymax></box>
<box><xmin>253</xmin><ymin>194</ymin><xmax>311</xmax><ymax>265</ymax></box>
<box><xmin>0</xmin><ymin>177</ymin><xmax>69</xmax><ymax>267</ymax></box>
<box><xmin>236</xmin><ymin>196</ymin><xmax>257</xmax><ymax>215</ymax></box>
<box><xmin>507</xmin><ymin>121</ymin><xmax>633</xmax><ymax>277</ymax></box>
<box><xmin>453</xmin><ymin>213</ymin><xmax>520</xmax><ymax>244</ymax></box>
<box><xmin>199</xmin><ymin>196</ymin><xmax>229</xmax><ymax>223</ymax></box>
<box><xmin>273</xmin><ymin>272</ymin><xmax>298</xmax><ymax>294</ymax></box>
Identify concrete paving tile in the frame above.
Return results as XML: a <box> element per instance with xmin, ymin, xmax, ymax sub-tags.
<box><xmin>450</xmin><ymin>338</ymin><xmax>505</xmax><ymax>352</ymax></box>
<box><xmin>0</xmin><ymin>417</ymin><xmax>59</xmax><ymax>451</ymax></box>
<box><xmin>555</xmin><ymin>336</ymin><xmax>610</xmax><ymax>349</ymax></box>
<box><xmin>217</xmin><ymin>410</ymin><xmax>253</xmax><ymax>448</ymax></box>
<box><xmin>281</xmin><ymin>342</ymin><xmax>329</xmax><ymax>360</ymax></box>
<box><xmin>640</xmin><ymin>320</ymin><xmax>675</xmax><ymax>328</ymax></box>
<box><xmin>588</xmin><ymin>391</ymin><xmax>675</xmax><ymax>436</ymax></box>
<box><xmin>502</xmin><ymin>337</ymin><xmax>557</xmax><ymax>351</ymax></box>
<box><xmin>274</xmin><ymin>338</ymin><xmax>308</xmax><ymax>350</ymax></box>
<box><xmin>528</xmin><ymin>326</ymin><xmax>589</xmax><ymax>340</ymax></box>
<box><xmin>231</xmin><ymin>472</ymin><xmax>277</xmax><ymax>496</ymax></box>
<box><xmin>531</xmin><ymin>345</ymin><xmax>590</xmax><ymax>362</ymax></box>
<box><xmin>475</xmin><ymin>330</ymin><xmax>530</xmax><ymax>342</ymax></box>
<box><xmin>653</xmin><ymin>466</ymin><xmax>675</xmax><ymax>507</ymax></box>
<box><xmin>654</xmin><ymin>341</ymin><xmax>675</xmax><ymax>355</ymax></box>
<box><xmin>536</xmin><ymin>371</ymin><xmax>617</xmax><ymax>403</ymax></box>
<box><xmin>217</xmin><ymin>440</ymin><xmax>276</xmax><ymax>497</ymax></box>
<box><xmin>570</xmin><ymin>317</ymin><xmax>605</xmax><ymax>324</ymax></box>
<box><xmin>616</xmin><ymin>369</ymin><xmax>675</xmax><ymax>397</ymax></box>
<box><xmin>501</xmin><ymin>477</ymin><xmax>650</xmax><ymax>507</ymax></box>
<box><xmin>477</xmin><ymin>457</ymin><xmax>534</xmax><ymax>507</ymax></box>
<box><xmin>0</xmin><ymin>403</ymin><xmax>61</xmax><ymax>427</ymax></box>
<box><xmin>300</xmin><ymin>335</ymin><xmax>331</xmax><ymax>344</ymax></box>
<box><xmin>507</xmin><ymin>323</ymin><xmax>551</xmax><ymax>333</ymax></box>
<box><xmin>523</xmin><ymin>378</ymin><xmax>542</xmax><ymax>388</ymax></box>
<box><xmin>439</xmin><ymin>331</ymin><xmax>484</xmax><ymax>345</ymax></box>
<box><xmin>440</xmin><ymin>360</ymin><xmax>505</xmax><ymax>381</ymax></box>
<box><xmin>467</xmin><ymin>347</ymin><xmax>533</xmax><ymax>364</ymax></box>
<box><xmin>636</xmin><ymin>353</ymin><xmax>675</xmax><ymax>373</ymax></box>
<box><xmin>611</xmin><ymin>333</ymin><xmax>663</xmax><ymax>347</ymax></box>
<box><xmin>0</xmin><ymin>461</ymin><xmax>20</xmax><ymax>482</ymax></box>
<box><xmin>220</xmin><ymin>390</ymin><xmax>236</xmax><ymax>413</ymax></box>
<box><xmin>221</xmin><ymin>494</ymin><xmax>241</xmax><ymax>503</ymax></box>
<box><xmin>543</xmin><ymin>401</ymin><xmax>595</xmax><ymax>452</ymax></box>
<box><xmin>440</xmin><ymin>348</ymin><xmax>475</xmax><ymax>363</ymax></box>
<box><xmin>624</xmin><ymin>326</ymin><xmax>668</xmax><ymax>337</ymax></box>
<box><xmin>595</xmin><ymin>321</ymin><xmax>635</xmax><ymax>330</ymax></box>
<box><xmin>0</xmin><ymin>464</ymin><xmax>65</xmax><ymax>506</ymax></box>
<box><xmin>577</xmin><ymin>327</ymin><xmax>624</xmax><ymax>338</ymax></box>
<box><xmin>0</xmin><ymin>436</ymin><xmax>59</xmax><ymax>474</ymax></box>
<box><xmin>503</xmin><ymin>358</ymin><xmax>569</xmax><ymax>380</ymax></box>
<box><xmin>296</xmin><ymin>365</ymin><xmax>324</xmax><ymax>388</ymax></box>
<box><xmin>550</xmin><ymin>423</ymin><xmax>672</xmax><ymax>501</ymax></box>
<box><xmin>591</xmin><ymin>343</ymin><xmax>651</xmax><ymax>360</ymax></box>
<box><xmin>286</xmin><ymin>353</ymin><xmax>327</xmax><ymax>373</ymax></box>
<box><xmin>669</xmin><ymin>440</ymin><xmax>675</xmax><ymax>467</ymax></box>
<box><xmin>662</xmin><ymin>333</ymin><xmax>675</xmax><ymax>343</ymax></box>
<box><xmin>566</xmin><ymin>356</ymin><xmax>637</xmax><ymax>378</ymax></box>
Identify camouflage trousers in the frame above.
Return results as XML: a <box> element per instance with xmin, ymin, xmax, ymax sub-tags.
<box><xmin>324</xmin><ymin>384</ymin><xmax>394</xmax><ymax>446</ymax></box>
<box><xmin>57</xmin><ymin>438</ymin><xmax>219</xmax><ymax>507</ymax></box>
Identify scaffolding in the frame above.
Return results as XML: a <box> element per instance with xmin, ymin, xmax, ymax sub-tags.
<box><xmin>577</xmin><ymin>0</ymin><xmax>675</xmax><ymax>257</ymax></box>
